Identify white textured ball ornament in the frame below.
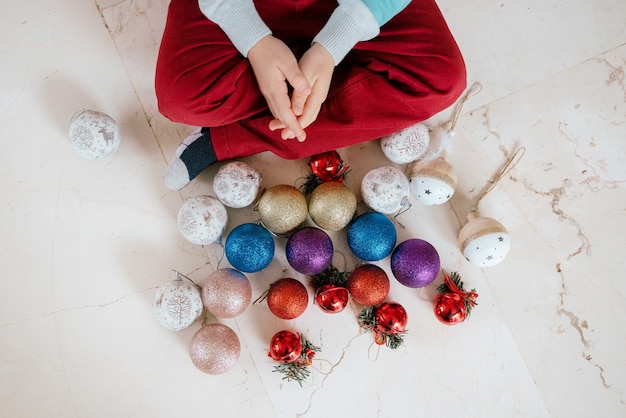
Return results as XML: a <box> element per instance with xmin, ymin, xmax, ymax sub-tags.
<box><xmin>178</xmin><ymin>196</ymin><xmax>228</xmax><ymax>245</ymax></box>
<box><xmin>69</xmin><ymin>110</ymin><xmax>121</xmax><ymax>159</ymax></box>
<box><xmin>409</xmin><ymin>158</ymin><xmax>457</xmax><ymax>205</ymax></box>
<box><xmin>458</xmin><ymin>214</ymin><xmax>511</xmax><ymax>267</ymax></box>
<box><xmin>380</xmin><ymin>123</ymin><xmax>429</xmax><ymax>164</ymax></box>
<box><xmin>361</xmin><ymin>166</ymin><xmax>410</xmax><ymax>214</ymax></box>
<box><xmin>153</xmin><ymin>278</ymin><xmax>203</xmax><ymax>331</ymax></box>
<box><xmin>213</xmin><ymin>161</ymin><xmax>262</xmax><ymax>208</ymax></box>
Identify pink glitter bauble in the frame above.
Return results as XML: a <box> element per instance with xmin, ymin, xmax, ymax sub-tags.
<box><xmin>189</xmin><ymin>323</ymin><xmax>240</xmax><ymax>375</ymax></box>
<box><xmin>202</xmin><ymin>268</ymin><xmax>252</xmax><ymax>318</ymax></box>
<box><xmin>390</xmin><ymin>239</ymin><xmax>440</xmax><ymax>288</ymax></box>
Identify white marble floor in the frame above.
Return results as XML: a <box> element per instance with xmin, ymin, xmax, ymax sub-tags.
<box><xmin>1</xmin><ymin>0</ymin><xmax>625</xmax><ymax>417</ymax></box>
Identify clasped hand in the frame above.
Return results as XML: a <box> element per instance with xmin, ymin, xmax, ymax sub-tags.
<box><xmin>247</xmin><ymin>35</ymin><xmax>334</xmax><ymax>142</ymax></box>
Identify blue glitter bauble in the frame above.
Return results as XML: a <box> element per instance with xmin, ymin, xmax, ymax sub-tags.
<box><xmin>225</xmin><ymin>223</ymin><xmax>275</xmax><ymax>273</ymax></box>
<box><xmin>390</xmin><ymin>239</ymin><xmax>440</xmax><ymax>288</ymax></box>
<box><xmin>286</xmin><ymin>227</ymin><xmax>333</xmax><ymax>275</ymax></box>
<box><xmin>347</xmin><ymin>212</ymin><xmax>396</xmax><ymax>261</ymax></box>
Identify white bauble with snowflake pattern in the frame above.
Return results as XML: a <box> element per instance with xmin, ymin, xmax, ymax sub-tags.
<box><xmin>380</xmin><ymin>123</ymin><xmax>429</xmax><ymax>164</ymax></box>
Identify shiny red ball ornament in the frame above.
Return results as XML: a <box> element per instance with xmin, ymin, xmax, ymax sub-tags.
<box><xmin>268</xmin><ymin>330</ymin><xmax>303</xmax><ymax>363</ymax></box>
<box><xmin>434</xmin><ymin>292</ymin><xmax>467</xmax><ymax>325</ymax></box>
<box><xmin>308</xmin><ymin>151</ymin><xmax>349</xmax><ymax>182</ymax></box>
<box><xmin>267</xmin><ymin>278</ymin><xmax>309</xmax><ymax>320</ymax></box>
<box><xmin>434</xmin><ymin>271</ymin><xmax>478</xmax><ymax>325</ymax></box>
<box><xmin>314</xmin><ymin>284</ymin><xmax>350</xmax><ymax>313</ymax></box>
<box><xmin>375</xmin><ymin>302</ymin><xmax>408</xmax><ymax>335</ymax></box>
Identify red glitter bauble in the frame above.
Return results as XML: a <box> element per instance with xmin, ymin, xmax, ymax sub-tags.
<box><xmin>268</xmin><ymin>330</ymin><xmax>303</xmax><ymax>363</ymax></box>
<box><xmin>347</xmin><ymin>264</ymin><xmax>390</xmax><ymax>306</ymax></box>
<box><xmin>267</xmin><ymin>278</ymin><xmax>309</xmax><ymax>320</ymax></box>
<box><xmin>434</xmin><ymin>292</ymin><xmax>467</xmax><ymax>325</ymax></box>
<box><xmin>375</xmin><ymin>302</ymin><xmax>408</xmax><ymax>335</ymax></box>
<box><xmin>314</xmin><ymin>284</ymin><xmax>349</xmax><ymax>313</ymax></box>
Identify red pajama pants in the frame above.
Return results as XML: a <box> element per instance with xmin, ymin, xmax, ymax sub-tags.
<box><xmin>155</xmin><ymin>0</ymin><xmax>466</xmax><ymax>161</ymax></box>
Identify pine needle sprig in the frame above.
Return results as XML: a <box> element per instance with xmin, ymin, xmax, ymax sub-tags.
<box><xmin>310</xmin><ymin>265</ymin><xmax>350</xmax><ymax>291</ymax></box>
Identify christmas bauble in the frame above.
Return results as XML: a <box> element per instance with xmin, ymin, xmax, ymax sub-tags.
<box><xmin>189</xmin><ymin>323</ymin><xmax>240</xmax><ymax>374</ymax></box>
<box><xmin>213</xmin><ymin>161</ymin><xmax>262</xmax><ymax>208</ymax></box>
<box><xmin>458</xmin><ymin>215</ymin><xmax>510</xmax><ymax>267</ymax></box>
<box><xmin>256</xmin><ymin>185</ymin><xmax>308</xmax><ymax>234</ymax></box>
<box><xmin>409</xmin><ymin>158</ymin><xmax>457</xmax><ymax>205</ymax></box>
<box><xmin>201</xmin><ymin>268</ymin><xmax>252</xmax><ymax>318</ymax></box>
<box><xmin>68</xmin><ymin>110</ymin><xmax>121</xmax><ymax>159</ymax></box>
<box><xmin>178</xmin><ymin>196</ymin><xmax>228</xmax><ymax>245</ymax></box>
<box><xmin>391</xmin><ymin>239</ymin><xmax>440</xmax><ymax>288</ymax></box>
<box><xmin>267</xmin><ymin>278</ymin><xmax>309</xmax><ymax>320</ymax></box>
<box><xmin>347</xmin><ymin>212</ymin><xmax>396</xmax><ymax>261</ymax></box>
<box><xmin>314</xmin><ymin>284</ymin><xmax>350</xmax><ymax>313</ymax></box>
<box><xmin>375</xmin><ymin>302</ymin><xmax>408</xmax><ymax>335</ymax></box>
<box><xmin>308</xmin><ymin>181</ymin><xmax>357</xmax><ymax>231</ymax></box>
<box><xmin>380</xmin><ymin>123</ymin><xmax>429</xmax><ymax>164</ymax></box>
<box><xmin>153</xmin><ymin>278</ymin><xmax>203</xmax><ymax>331</ymax></box>
<box><xmin>347</xmin><ymin>264</ymin><xmax>390</xmax><ymax>306</ymax></box>
<box><xmin>433</xmin><ymin>292</ymin><xmax>467</xmax><ymax>325</ymax></box>
<box><xmin>361</xmin><ymin>166</ymin><xmax>410</xmax><ymax>214</ymax></box>
<box><xmin>308</xmin><ymin>151</ymin><xmax>347</xmax><ymax>182</ymax></box>
<box><xmin>268</xmin><ymin>330</ymin><xmax>303</xmax><ymax>363</ymax></box>
<box><xmin>286</xmin><ymin>227</ymin><xmax>334</xmax><ymax>275</ymax></box>
<box><xmin>224</xmin><ymin>223</ymin><xmax>275</xmax><ymax>273</ymax></box>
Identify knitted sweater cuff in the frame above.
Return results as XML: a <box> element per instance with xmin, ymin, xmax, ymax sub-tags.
<box><xmin>198</xmin><ymin>0</ymin><xmax>271</xmax><ymax>57</ymax></box>
<box><xmin>312</xmin><ymin>2</ymin><xmax>379</xmax><ymax>66</ymax></box>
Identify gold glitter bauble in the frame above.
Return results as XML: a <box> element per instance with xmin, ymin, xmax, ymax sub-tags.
<box><xmin>347</xmin><ymin>264</ymin><xmax>390</xmax><ymax>306</ymax></box>
<box><xmin>189</xmin><ymin>323</ymin><xmax>240</xmax><ymax>375</ymax></box>
<box><xmin>257</xmin><ymin>185</ymin><xmax>308</xmax><ymax>235</ymax></box>
<box><xmin>267</xmin><ymin>278</ymin><xmax>309</xmax><ymax>320</ymax></box>
<box><xmin>308</xmin><ymin>181</ymin><xmax>357</xmax><ymax>231</ymax></box>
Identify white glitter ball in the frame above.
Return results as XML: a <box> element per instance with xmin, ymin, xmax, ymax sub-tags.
<box><xmin>361</xmin><ymin>166</ymin><xmax>410</xmax><ymax>214</ymax></box>
<box><xmin>68</xmin><ymin>110</ymin><xmax>121</xmax><ymax>159</ymax></box>
<box><xmin>178</xmin><ymin>196</ymin><xmax>228</xmax><ymax>245</ymax></box>
<box><xmin>380</xmin><ymin>123</ymin><xmax>429</xmax><ymax>164</ymax></box>
<box><xmin>153</xmin><ymin>279</ymin><xmax>203</xmax><ymax>331</ymax></box>
<box><xmin>213</xmin><ymin>161</ymin><xmax>262</xmax><ymax>208</ymax></box>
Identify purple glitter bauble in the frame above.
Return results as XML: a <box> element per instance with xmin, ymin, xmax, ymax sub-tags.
<box><xmin>286</xmin><ymin>227</ymin><xmax>334</xmax><ymax>275</ymax></box>
<box><xmin>390</xmin><ymin>239</ymin><xmax>440</xmax><ymax>288</ymax></box>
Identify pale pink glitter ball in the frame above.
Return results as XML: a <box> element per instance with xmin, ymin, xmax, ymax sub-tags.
<box><xmin>201</xmin><ymin>268</ymin><xmax>252</xmax><ymax>318</ymax></box>
<box><xmin>189</xmin><ymin>323</ymin><xmax>240</xmax><ymax>374</ymax></box>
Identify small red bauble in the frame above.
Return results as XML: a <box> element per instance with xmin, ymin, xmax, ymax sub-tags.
<box><xmin>434</xmin><ymin>293</ymin><xmax>467</xmax><ymax>325</ymax></box>
<box><xmin>267</xmin><ymin>278</ymin><xmax>309</xmax><ymax>320</ymax></box>
<box><xmin>308</xmin><ymin>151</ymin><xmax>348</xmax><ymax>183</ymax></box>
<box><xmin>314</xmin><ymin>284</ymin><xmax>349</xmax><ymax>313</ymax></box>
<box><xmin>268</xmin><ymin>330</ymin><xmax>303</xmax><ymax>363</ymax></box>
<box><xmin>434</xmin><ymin>271</ymin><xmax>478</xmax><ymax>325</ymax></box>
<box><xmin>347</xmin><ymin>264</ymin><xmax>390</xmax><ymax>306</ymax></box>
<box><xmin>375</xmin><ymin>302</ymin><xmax>408</xmax><ymax>335</ymax></box>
